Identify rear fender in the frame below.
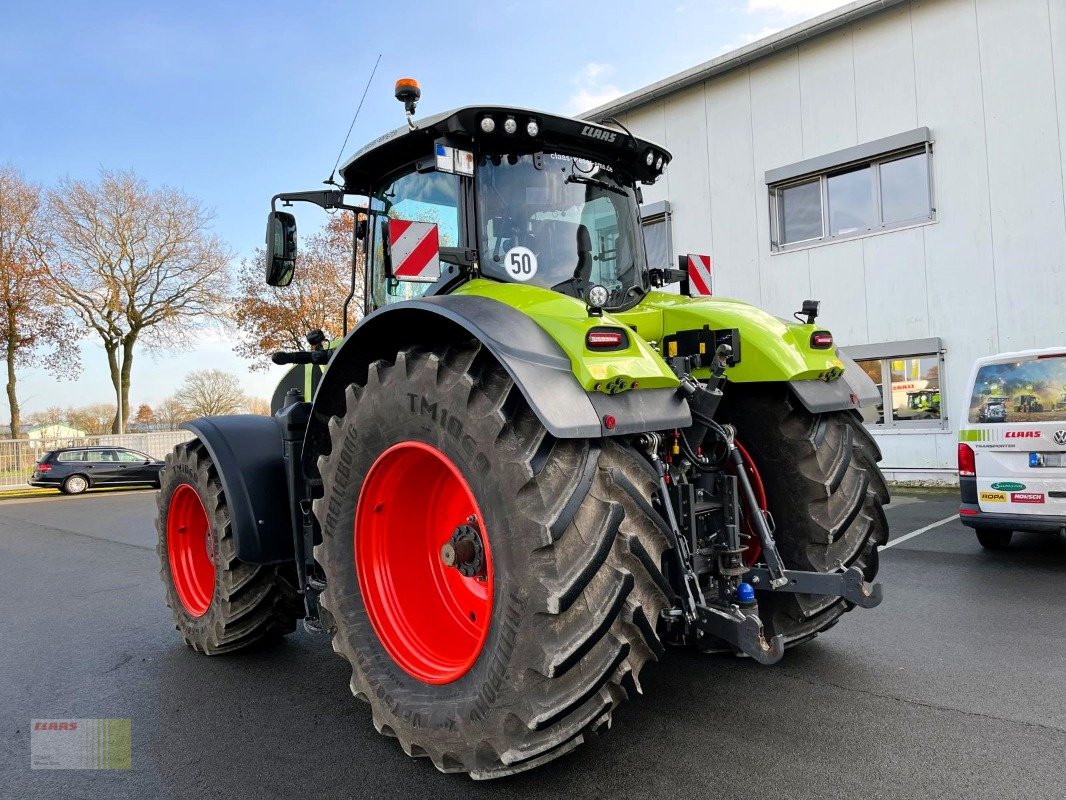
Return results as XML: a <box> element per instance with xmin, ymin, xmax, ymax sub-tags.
<box><xmin>302</xmin><ymin>295</ymin><xmax>691</xmax><ymax>484</ymax></box>
<box><xmin>181</xmin><ymin>415</ymin><xmax>295</xmax><ymax>564</ymax></box>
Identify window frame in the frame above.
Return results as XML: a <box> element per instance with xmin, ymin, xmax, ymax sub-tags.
<box><xmin>768</xmin><ymin>137</ymin><xmax>936</xmax><ymax>252</ymax></box>
<box><xmin>843</xmin><ymin>338</ymin><xmax>948</xmax><ymax>432</ymax></box>
<box><xmin>640</xmin><ymin>200</ymin><xmax>673</xmax><ymax>270</ymax></box>
<box><xmin>366</xmin><ymin>161</ymin><xmax>470</xmax><ymax>313</ymax></box>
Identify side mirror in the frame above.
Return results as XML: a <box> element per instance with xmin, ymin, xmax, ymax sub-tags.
<box><xmin>385</xmin><ymin>219</ymin><xmax>440</xmax><ymax>283</ymax></box>
<box><xmin>265</xmin><ymin>211</ymin><xmax>297</xmax><ymax>287</ymax></box>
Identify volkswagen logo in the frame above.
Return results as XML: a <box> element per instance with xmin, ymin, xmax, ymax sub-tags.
<box><xmin>1055</xmin><ymin>430</ymin><xmax>1066</xmax><ymax>445</ymax></box>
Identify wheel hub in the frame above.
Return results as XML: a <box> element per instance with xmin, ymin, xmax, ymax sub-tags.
<box><xmin>440</xmin><ymin>519</ymin><xmax>486</xmax><ymax>578</ymax></box>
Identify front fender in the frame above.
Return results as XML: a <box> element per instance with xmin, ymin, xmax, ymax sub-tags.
<box><xmin>181</xmin><ymin>415</ymin><xmax>294</xmax><ymax>564</ymax></box>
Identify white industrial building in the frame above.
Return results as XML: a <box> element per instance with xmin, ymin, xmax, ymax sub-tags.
<box><xmin>588</xmin><ymin>0</ymin><xmax>1066</xmax><ymax>482</ymax></box>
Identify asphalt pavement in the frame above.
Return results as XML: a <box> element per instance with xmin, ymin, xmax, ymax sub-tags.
<box><xmin>1</xmin><ymin>488</ymin><xmax>1063</xmax><ymax>799</ymax></box>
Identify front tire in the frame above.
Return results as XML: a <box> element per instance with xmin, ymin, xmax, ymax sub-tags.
<box><xmin>156</xmin><ymin>440</ymin><xmax>301</xmax><ymax>654</ymax></box>
<box><xmin>717</xmin><ymin>385</ymin><xmax>890</xmax><ymax>645</ymax></box>
<box><xmin>313</xmin><ymin>342</ymin><xmax>671</xmax><ymax>778</ymax></box>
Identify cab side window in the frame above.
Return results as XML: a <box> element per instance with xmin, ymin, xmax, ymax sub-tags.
<box><xmin>369</xmin><ymin>169</ymin><xmax>461</xmax><ymax>310</ymax></box>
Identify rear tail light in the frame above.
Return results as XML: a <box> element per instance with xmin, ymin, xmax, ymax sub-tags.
<box><xmin>36</xmin><ymin>463</ymin><xmax>51</xmax><ymax>472</ymax></box>
<box><xmin>958</xmin><ymin>443</ymin><xmax>976</xmax><ymax>477</ymax></box>
<box><xmin>810</xmin><ymin>331</ymin><xmax>834</xmax><ymax>349</ymax></box>
<box><xmin>585</xmin><ymin>327</ymin><xmax>629</xmax><ymax>351</ymax></box>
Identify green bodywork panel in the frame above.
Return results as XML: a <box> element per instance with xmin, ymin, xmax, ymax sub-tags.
<box><xmin>296</xmin><ymin>281</ymin><xmax>845</xmax><ymax>400</ymax></box>
<box><xmin>614</xmin><ymin>292</ymin><xmax>846</xmax><ymax>383</ymax></box>
<box><xmin>453</xmin><ymin>280</ymin><xmax>678</xmax><ymax>392</ymax></box>
<box><xmin>451</xmin><ymin>281</ymin><xmax>844</xmax><ymax>393</ymax></box>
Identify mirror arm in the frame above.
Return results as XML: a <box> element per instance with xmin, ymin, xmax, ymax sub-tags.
<box><xmin>271</xmin><ymin>190</ymin><xmax>367</xmax><ymax>213</ymax></box>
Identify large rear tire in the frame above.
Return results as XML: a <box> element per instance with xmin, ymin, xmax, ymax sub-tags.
<box><xmin>156</xmin><ymin>440</ymin><xmax>302</xmax><ymax>654</ymax></box>
<box><xmin>717</xmin><ymin>385</ymin><xmax>890</xmax><ymax>645</ymax></box>
<box><xmin>313</xmin><ymin>342</ymin><xmax>671</xmax><ymax>778</ymax></box>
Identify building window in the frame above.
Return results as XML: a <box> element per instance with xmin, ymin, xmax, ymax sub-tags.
<box><xmin>640</xmin><ymin>200</ymin><xmax>672</xmax><ymax>269</ymax></box>
<box><xmin>843</xmin><ymin>337</ymin><xmax>946</xmax><ymax>430</ymax></box>
<box><xmin>767</xmin><ymin>128</ymin><xmax>935</xmax><ymax>251</ymax></box>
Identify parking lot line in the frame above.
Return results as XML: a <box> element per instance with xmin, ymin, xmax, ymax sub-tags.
<box><xmin>882</xmin><ymin>514</ymin><xmax>959</xmax><ymax>549</ymax></box>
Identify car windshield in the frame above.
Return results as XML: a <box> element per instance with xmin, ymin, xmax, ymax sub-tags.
<box><xmin>476</xmin><ymin>153</ymin><xmax>648</xmax><ymax>309</ymax></box>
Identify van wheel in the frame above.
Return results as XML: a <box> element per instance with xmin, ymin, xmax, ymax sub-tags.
<box><xmin>976</xmin><ymin>528</ymin><xmax>1012</xmax><ymax>550</ymax></box>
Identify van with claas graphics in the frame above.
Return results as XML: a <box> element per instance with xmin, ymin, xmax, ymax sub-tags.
<box><xmin>958</xmin><ymin>348</ymin><xmax>1066</xmax><ymax>548</ymax></box>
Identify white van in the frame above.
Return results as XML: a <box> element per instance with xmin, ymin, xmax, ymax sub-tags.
<box><xmin>958</xmin><ymin>348</ymin><xmax>1066</xmax><ymax>548</ymax></box>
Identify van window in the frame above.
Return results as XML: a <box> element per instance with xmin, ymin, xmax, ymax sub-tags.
<box><xmin>968</xmin><ymin>354</ymin><xmax>1066</xmax><ymax>423</ymax></box>
<box><xmin>57</xmin><ymin>451</ymin><xmax>86</xmax><ymax>462</ymax></box>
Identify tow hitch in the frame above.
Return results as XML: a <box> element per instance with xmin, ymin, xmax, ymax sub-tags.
<box><xmin>648</xmin><ymin>409</ymin><xmax>884</xmax><ymax>664</ymax></box>
<box><xmin>746</xmin><ymin>564</ymin><xmax>883</xmax><ymax>609</ymax></box>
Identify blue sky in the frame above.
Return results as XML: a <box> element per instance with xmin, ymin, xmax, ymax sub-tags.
<box><xmin>3</xmin><ymin>0</ymin><xmax>841</xmax><ymax>416</ymax></box>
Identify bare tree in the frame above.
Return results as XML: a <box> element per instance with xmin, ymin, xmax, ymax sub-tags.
<box><xmin>68</xmin><ymin>403</ymin><xmax>117</xmax><ymax>436</ymax></box>
<box><xmin>26</xmin><ymin>406</ymin><xmax>68</xmax><ymax>429</ymax></box>
<box><xmin>0</xmin><ymin>166</ymin><xmax>78</xmax><ymax>438</ymax></box>
<box><xmin>245</xmin><ymin>396</ymin><xmax>271</xmax><ymax>416</ymax></box>
<box><xmin>233</xmin><ymin>214</ymin><xmax>362</xmax><ymax>369</ymax></box>
<box><xmin>174</xmin><ymin>369</ymin><xmax>246</xmax><ymax>418</ymax></box>
<box><xmin>155</xmin><ymin>396</ymin><xmax>189</xmax><ymax>430</ymax></box>
<box><xmin>45</xmin><ymin>169</ymin><xmax>230</xmax><ymax>433</ymax></box>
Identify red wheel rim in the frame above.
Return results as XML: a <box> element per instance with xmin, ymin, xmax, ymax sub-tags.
<box><xmin>355</xmin><ymin>441</ymin><xmax>493</xmax><ymax>685</ymax></box>
<box><xmin>167</xmin><ymin>483</ymin><xmax>216</xmax><ymax>617</ymax></box>
<box><xmin>732</xmin><ymin>439</ymin><xmax>766</xmax><ymax>567</ymax></box>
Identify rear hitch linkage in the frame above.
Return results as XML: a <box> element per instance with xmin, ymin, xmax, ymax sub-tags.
<box><xmin>644</xmin><ymin>387</ymin><xmax>883</xmax><ymax>665</ymax></box>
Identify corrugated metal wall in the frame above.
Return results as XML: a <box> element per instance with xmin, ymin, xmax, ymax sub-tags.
<box><xmin>621</xmin><ymin>0</ymin><xmax>1066</xmax><ymax>476</ymax></box>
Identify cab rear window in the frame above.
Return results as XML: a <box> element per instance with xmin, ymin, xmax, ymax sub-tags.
<box><xmin>968</xmin><ymin>354</ymin><xmax>1066</xmax><ymax>423</ymax></box>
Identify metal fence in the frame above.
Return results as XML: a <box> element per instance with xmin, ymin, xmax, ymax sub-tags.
<box><xmin>0</xmin><ymin>430</ymin><xmax>195</xmax><ymax>489</ymax></box>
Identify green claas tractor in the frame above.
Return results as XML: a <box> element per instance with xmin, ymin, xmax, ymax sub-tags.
<box><xmin>902</xmin><ymin>389</ymin><xmax>940</xmax><ymax>419</ymax></box>
<box><xmin>1014</xmin><ymin>394</ymin><xmax>1044</xmax><ymax>413</ymax></box>
<box><xmin>155</xmin><ymin>81</ymin><xmax>888</xmax><ymax>778</ymax></box>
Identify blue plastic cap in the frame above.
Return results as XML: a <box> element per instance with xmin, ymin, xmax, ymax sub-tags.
<box><xmin>737</xmin><ymin>582</ymin><xmax>756</xmax><ymax>604</ymax></box>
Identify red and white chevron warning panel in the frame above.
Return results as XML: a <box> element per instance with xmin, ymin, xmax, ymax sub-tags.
<box><xmin>687</xmin><ymin>254</ymin><xmax>712</xmax><ymax>296</ymax></box>
<box><xmin>388</xmin><ymin>220</ymin><xmax>440</xmax><ymax>282</ymax></box>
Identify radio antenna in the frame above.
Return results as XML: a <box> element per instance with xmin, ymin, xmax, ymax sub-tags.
<box><xmin>324</xmin><ymin>53</ymin><xmax>382</xmax><ymax>187</ymax></box>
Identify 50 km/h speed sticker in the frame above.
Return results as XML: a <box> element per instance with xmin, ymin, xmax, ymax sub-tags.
<box><xmin>503</xmin><ymin>246</ymin><xmax>538</xmax><ymax>282</ymax></box>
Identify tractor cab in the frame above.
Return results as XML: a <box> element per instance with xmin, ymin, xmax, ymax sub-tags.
<box><xmin>266</xmin><ymin>82</ymin><xmax>672</xmax><ymax>322</ymax></box>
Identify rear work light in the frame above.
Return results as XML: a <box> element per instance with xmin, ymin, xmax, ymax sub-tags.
<box><xmin>810</xmin><ymin>331</ymin><xmax>834</xmax><ymax>349</ymax></box>
<box><xmin>585</xmin><ymin>327</ymin><xmax>629</xmax><ymax>351</ymax></box>
<box><xmin>958</xmin><ymin>443</ymin><xmax>976</xmax><ymax>477</ymax></box>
